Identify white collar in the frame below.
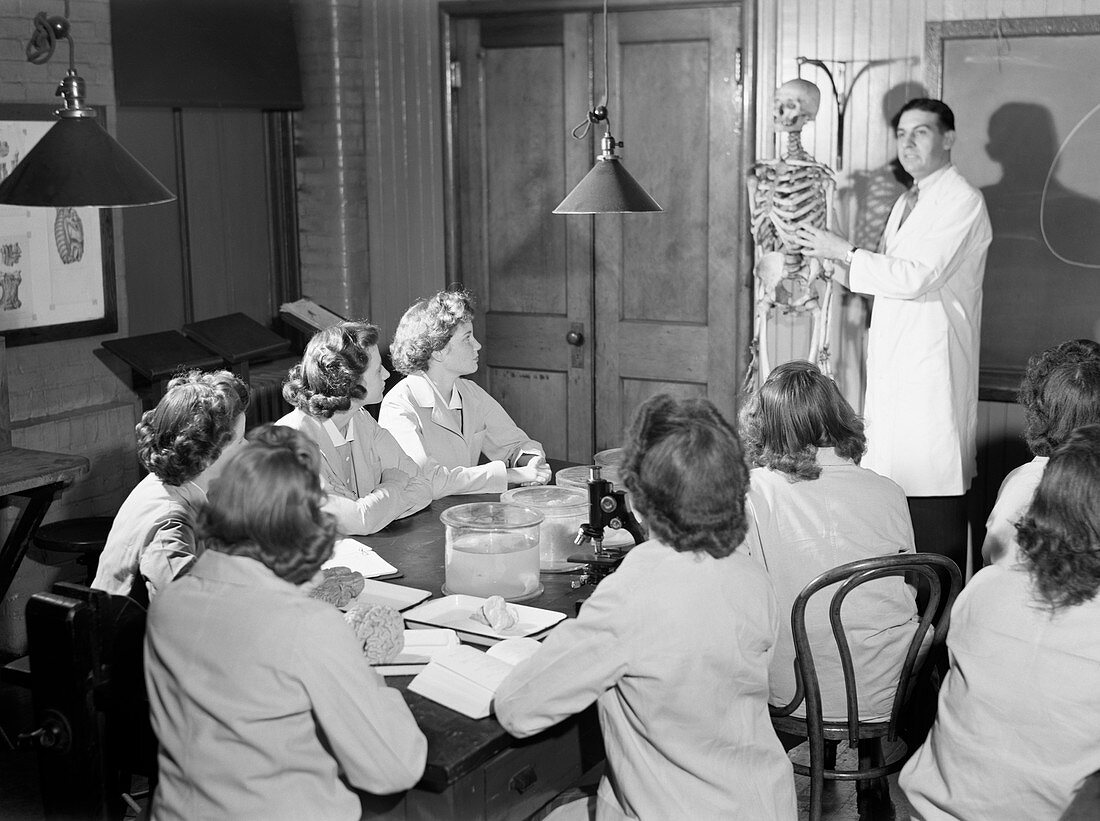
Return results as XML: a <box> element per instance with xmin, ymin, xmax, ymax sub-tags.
<box><xmin>911</xmin><ymin>163</ymin><xmax>952</xmax><ymax>196</ymax></box>
<box><xmin>408</xmin><ymin>372</ymin><xmax>463</xmax><ymax>410</ymax></box>
<box><xmin>321</xmin><ymin>415</ymin><xmax>355</xmax><ymax>446</ymax></box>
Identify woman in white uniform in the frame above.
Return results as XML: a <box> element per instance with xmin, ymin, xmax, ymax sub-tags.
<box><xmin>145</xmin><ymin>425</ymin><xmax>426</xmax><ymax>821</ymax></box>
<box><xmin>739</xmin><ymin>360</ymin><xmax>919</xmax><ymax>723</ymax></box>
<box><xmin>93</xmin><ymin>369</ymin><xmax>249</xmax><ymax>601</ymax></box>
<box><xmin>278</xmin><ymin>321</ymin><xmax>433</xmax><ymax>535</ymax></box>
<box><xmin>494</xmin><ymin>395</ymin><xmax>797</xmax><ymax>821</ymax></box>
<box><xmin>900</xmin><ymin>424</ymin><xmax>1100</xmax><ymax>820</ymax></box>
<box><xmin>982</xmin><ymin>339</ymin><xmax>1100</xmax><ymax>566</ymax></box>
<box><xmin>379</xmin><ymin>289</ymin><xmax>549</xmax><ymax>496</ymax></box>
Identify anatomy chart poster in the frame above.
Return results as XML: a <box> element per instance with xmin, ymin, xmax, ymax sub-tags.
<box><xmin>0</xmin><ymin>118</ymin><xmax>106</xmax><ymax>334</ymax></box>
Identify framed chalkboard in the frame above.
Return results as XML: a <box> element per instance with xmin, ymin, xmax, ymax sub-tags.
<box><xmin>0</xmin><ymin>104</ymin><xmax>117</xmax><ymax>347</ymax></box>
<box><xmin>927</xmin><ymin>16</ymin><xmax>1100</xmax><ymax>396</ymax></box>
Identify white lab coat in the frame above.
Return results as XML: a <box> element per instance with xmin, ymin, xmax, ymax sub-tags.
<box><xmin>848</xmin><ymin>164</ymin><xmax>991</xmax><ymax>496</ymax></box>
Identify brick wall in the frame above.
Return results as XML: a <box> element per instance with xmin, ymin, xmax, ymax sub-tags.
<box><xmin>290</xmin><ymin>0</ymin><xmax>372</xmax><ymax>320</ymax></box>
<box><xmin>1</xmin><ymin>1</ymin><xmax>142</xmax><ymax>595</ymax></box>
<box><xmin>288</xmin><ymin>0</ymin><xmax>448</xmax><ymax>340</ymax></box>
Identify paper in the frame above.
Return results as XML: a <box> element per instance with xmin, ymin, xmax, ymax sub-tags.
<box><xmin>407</xmin><ymin>637</ymin><xmax>541</xmax><ymax>719</ymax></box>
<box><xmin>279</xmin><ymin>298</ymin><xmax>346</xmax><ymax>333</ymax></box>
<box><xmin>322</xmin><ymin>538</ymin><xmax>398</xmax><ymax>579</ymax></box>
<box><xmin>374</xmin><ymin>629</ymin><xmax>460</xmax><ymax>677</ymax></box>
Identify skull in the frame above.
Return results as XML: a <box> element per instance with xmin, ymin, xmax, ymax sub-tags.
<box><xmin>773</xmin><ymin>79</ymin><xmax>821</xmax><ymax>132</ymax></box>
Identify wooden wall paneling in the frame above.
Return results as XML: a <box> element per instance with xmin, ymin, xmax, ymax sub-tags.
<box><xmin>116</xmin><ymin>108</ymin><xmax>187</xmax><ymax>335</ymax></box>
<box><xmin>181</xmin><ymin>109</ymin><xmax>275</xmax><ymax>324</ymax></box>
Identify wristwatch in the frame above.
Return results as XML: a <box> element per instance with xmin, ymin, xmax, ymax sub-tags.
<box><xmin>844</xmin><ymin>246</ymin><xmax>858</xmax><ymax>265</ymax></box>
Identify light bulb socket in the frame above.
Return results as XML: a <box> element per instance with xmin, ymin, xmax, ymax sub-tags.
<box><xmin>598</xmin><ymin>132</ymin><xmax>621</xmax><ymax>161</ymax></box>
<box><xmin>55</xmin><ymin>70</ymin><xmax>97</xmax><ymax>118</ymax></box>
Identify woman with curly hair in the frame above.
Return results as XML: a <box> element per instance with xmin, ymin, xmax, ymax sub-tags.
<box><xmin>378</xmin><ymin>289</ymin><xmax>549</xmax><ymax>496</ymax></box>
<box><xmin>901</xmin><ymin>424</ymin><xmax>1100</xmax><ymax>820</ymax></box>
<box><xmin>739</xmin><ymin>360</ymin><xmax>918</xmax><ymax>723</ymax></box>
<box><xmin>278</xmin><ymin>321</ymin><xmax>432</xmax><ymax>535</ymax></box>
<box><xmin>145</xmin><ymin>424</ymin><xmax>426</xmax><ymax>821</ymax></box>
<box><xmin>92</xmin><ymin>369</ymin><xmax>249</xmax><ymax>600</ymax></box>
<box><xmin>982</xmin><ymin>339</ymin><xmax>1100</xmax><ymax>565</ymax></box>
<box><xmin>494</xmin><ymin>395</ymin><xmax>797</xmax><ymax>820</ymax></box>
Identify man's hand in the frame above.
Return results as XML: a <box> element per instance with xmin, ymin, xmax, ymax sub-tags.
<box><xmin>796</xmin><ymin>224</ymin><xmax>851</xmax><ymax>262</ymax></box>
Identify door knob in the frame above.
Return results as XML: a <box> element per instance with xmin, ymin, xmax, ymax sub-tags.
<box><xmin>566</xmin><ymin>330</ymin><xmax>584</xmax><ymax>346</ymax></box>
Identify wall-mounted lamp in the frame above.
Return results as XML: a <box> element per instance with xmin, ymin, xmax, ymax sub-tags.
<box><xmin>553</xmin><ymin>0</ymin><xmax>661</xmax><ymax>214</ymax></box>
<box><xmin>0</xmin><ymin>2</ymin><xmax>176</xmax><ymax>208</ymax></box>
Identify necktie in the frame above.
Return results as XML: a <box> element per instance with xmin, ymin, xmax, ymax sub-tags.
<box><xmin>898</xmin><ymin>183</ymin><xmax>919</xmax><ymax>228</ymax></box>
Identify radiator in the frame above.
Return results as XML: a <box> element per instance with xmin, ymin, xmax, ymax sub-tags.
<box><xmin>247</xmin><ymin>357</ymin><xmax>296</xmax><ymax>428</ymax></box>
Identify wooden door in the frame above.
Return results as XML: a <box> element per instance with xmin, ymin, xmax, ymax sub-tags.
<box><xmin>446</xmin><ymin>3</ymin><xmax>747</xmax><ymax>460</ymax></box>
<box><xmin>594</xmin><ymin>6</ymin><xmax>744</xmax><ymax>447</ymax></box>
<box><xmin>449</xmin><ymin>13</ymin><xmax>594</xmax><ymax>463</ymax></box>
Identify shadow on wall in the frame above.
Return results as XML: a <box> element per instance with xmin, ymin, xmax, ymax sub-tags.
<box><xmin>980</xmin><ymin>102</ymin><xmax>1100</xmax><ymax>369</ymax></box>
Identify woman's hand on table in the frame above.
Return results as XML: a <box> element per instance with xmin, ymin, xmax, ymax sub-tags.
<box><xmin>507</xmin><ymin>458</ymin><xmax>551</xmax><ymax>487</ymax></box>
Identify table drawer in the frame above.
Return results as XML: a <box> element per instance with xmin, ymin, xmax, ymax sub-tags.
<box><xmin>483</xmin><ymin>722</ymin><xmax>583</xmax><ymax>821</ymax></box>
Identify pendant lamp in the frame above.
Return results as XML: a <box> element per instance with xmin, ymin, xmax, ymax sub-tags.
<box><xmin>553</xmin><ymin>0</ymin><xmax>662</xmax><ymax>215</ymax></box>
<box><xmin>0</xmin><ymin>3</ymin><xmax>176</xmax><ymax>208</ymax></box>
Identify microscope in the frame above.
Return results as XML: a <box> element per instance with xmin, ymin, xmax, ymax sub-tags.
<box><xmin>569</xmin><ymin>465</ymin><xmax>645</xmax><ymax>589</ymax></box>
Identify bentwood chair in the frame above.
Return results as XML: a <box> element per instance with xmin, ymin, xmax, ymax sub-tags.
<box><xmin>769</xmin><ymin>554</ymin><xmax>962</xmax><ymax>821</ymax></box>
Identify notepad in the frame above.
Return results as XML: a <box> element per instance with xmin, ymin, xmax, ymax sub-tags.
<box><xmin>407</xmin><ymin>637</ymin><xmax>542</xmax><ymax>719</ymax></box>
<box><xmin>322</xmin><ymin>538</ymin><xmax>398</xmax><ymax>579</ymax></box>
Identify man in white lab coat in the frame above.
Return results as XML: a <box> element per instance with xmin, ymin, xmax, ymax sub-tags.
<box><xmin>797</xmin><ymin>98</ymin><xmax>991</xmax><ymax>573</ymax></box>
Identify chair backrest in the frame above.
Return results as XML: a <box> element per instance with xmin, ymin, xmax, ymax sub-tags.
<box><xmin>24</xmin><ymin>582</ymin><xmax>155</xmax><ymax>820</ymax></box>
<box><xmin>770</xmin><ymin>553</ymin><xmax>962</xmax><ymax>744</ymax></box>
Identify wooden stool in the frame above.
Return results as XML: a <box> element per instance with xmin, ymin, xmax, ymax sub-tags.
<box><xmin>32</xmin><ymin>517</ymin><xmax>114</xmax><ymax>586</ymax></box>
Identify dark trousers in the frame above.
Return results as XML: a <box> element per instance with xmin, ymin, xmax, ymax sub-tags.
<box><xmin>907</xmin><ymin>495</ymin><xmax>968</xmax><ymax>574</ymax></box>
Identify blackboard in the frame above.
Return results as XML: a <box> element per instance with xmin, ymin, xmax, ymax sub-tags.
<box><xmin>927</xmin><ymin>16</ymin><xmax>1100</xmax><ymax>396</ymax></box>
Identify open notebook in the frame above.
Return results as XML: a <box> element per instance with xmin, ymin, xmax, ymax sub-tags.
<box><xmin>407</xmin><ymin>637</ymin><xmax>542</xmax><ymax>719</ymax></box>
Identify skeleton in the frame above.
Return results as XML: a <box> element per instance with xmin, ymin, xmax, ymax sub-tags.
<box><xmin>745</xmin><ymin>78</ymin><xmax>837</xmax><ymax>390</ymax></box>
<box><xmin>0</xmin><ymin>271</ymin><xmax>22</xmax><ymax>311</ymax></box>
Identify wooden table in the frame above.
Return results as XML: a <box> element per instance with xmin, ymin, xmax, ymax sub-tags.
<box><xmin>357</xmin><ymin>483</ymin><xmax>604</xmax><ymax>820</ymax></box>
<box><xmin>0</xmin><ymin>447</ymin><xmax>90</xmax><ymax>602</ymax></box>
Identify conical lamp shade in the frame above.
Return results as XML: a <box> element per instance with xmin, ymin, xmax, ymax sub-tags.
<box><xmin>553</xmin><ymin>156</ymin><xmax>662</xmax><ymax>214</ymax></box>
<box><xmin>0</xmin><ymin>117</ymin><xmax>176</xmax><ymax>207</ymax></box>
